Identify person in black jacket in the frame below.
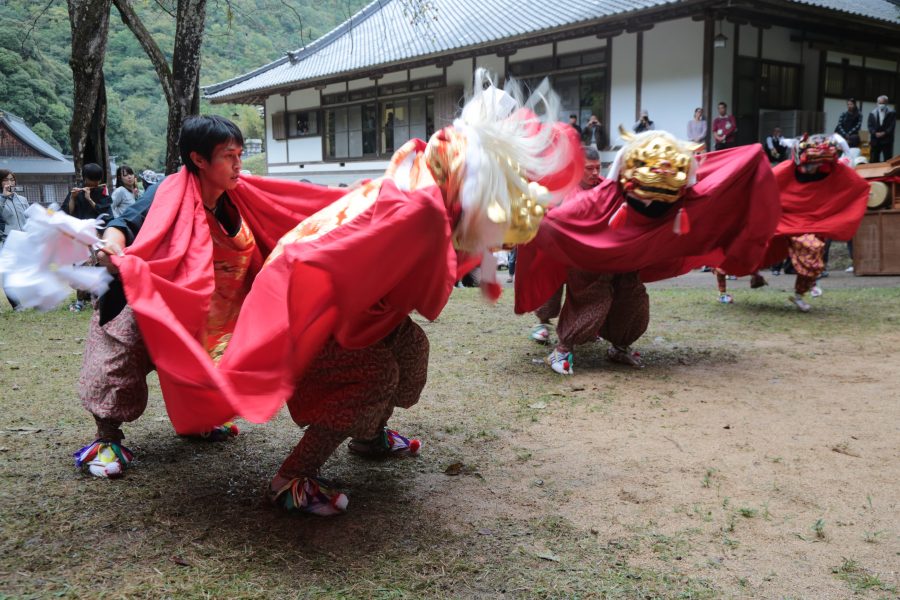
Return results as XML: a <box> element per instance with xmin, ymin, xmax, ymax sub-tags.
<box><xmin>835</xmin><ymin>98</ymin><xmax>862</xmax><ymax>147</ymax></box>
<box><xmin>61</xmin><ymin>163</ymin><xmax>112</xmax><ymax>222</ymax></box>
<box><xmin>867</xmin><ymin>95</ymin><xmax>896</xmax><ymax>163</ymax></box>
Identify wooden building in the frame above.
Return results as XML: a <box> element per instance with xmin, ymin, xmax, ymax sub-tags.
<box><xmin>206</xmin><ymin>0</ymin><xmax>900</xmax><ymax>185</ymax></box>
<box><xmin>0</xmin><ymin>110</ymin><xmax>75</xmax><ymax>206</ymax></box>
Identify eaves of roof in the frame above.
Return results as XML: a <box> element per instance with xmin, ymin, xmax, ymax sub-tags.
<box><xmin>205</xmin><ymin>0</ymin><xmax>900</xmax><ymax>103</ymax></box>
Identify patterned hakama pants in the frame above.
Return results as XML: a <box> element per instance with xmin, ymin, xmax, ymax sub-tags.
<box><xmin>554</xmin><ymin>269</ymin><xmax>650</xmax><ymax>354</ymax></box>
<box><xmin>788</xmin><ymin>234</ymin><xmax>826</xmax><ymax>295</ymax></box>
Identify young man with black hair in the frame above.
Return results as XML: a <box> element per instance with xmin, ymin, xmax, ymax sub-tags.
<box><xmin>75</xmin><ymin>116</ymin><xmax>250</xmax><ymax>477</ymax></box>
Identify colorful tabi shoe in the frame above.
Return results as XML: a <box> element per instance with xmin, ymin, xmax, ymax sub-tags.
<box><xmin>530</xmin><ymin>323</ymin><xmax>551</xmax><ymax>344</ymax></box>
<box><xmin>810</xmin><ymin>285</ymin><xmax>823</xmax><ymax>298</ymax></box>
<box><xmin>189</xmin><ymin>421</ymin><xmax>240</xmax><ymax>442</ymax></box>
<box><xmin>749</xmin><ymin>273</ymin><xmax>768</xmax><ymax>289</ymax></box>
<box><xmin>546</xmin><ymin>349</ymin><xmax>574</xmax><ymax>375</ymax></box>
<box><xmin>270</xmin><ymin>476</ymin><xmax>348</xmax><ymax>516</ymax></box>
<box><xmin>74</xmin><ymin>440</ymin><xmax>134</xmax><ymax>478</ymax></box>
<box><xmin>607</xmin><ymin>345</ymin><xmax>644</xmax><ymax>369</ymax></box>
<box><xmin>788</xmin><ymin>294</ymin><xmax>811</xmax><ymax>312</ymax></box>
<box><xmin>348</xmin><ymin>427</ymin><xmax>422</xmax><ymax>458</ymax></box>
<box><xmin>717</xmin><ymin>293</ymin><xmax>734</xmax><ymax>304</ymax></box>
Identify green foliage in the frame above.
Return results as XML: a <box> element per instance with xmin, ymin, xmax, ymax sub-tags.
<box><xmin>0</xmin><ymin>0</ymin><xmax>367</xmax><ymax>168</ymax></box>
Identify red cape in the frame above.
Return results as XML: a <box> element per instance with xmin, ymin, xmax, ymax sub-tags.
<box><xmin>112</xmin><ymin>169</ymin><xmax>458</xmax><ymax>434</ymax></box>
<box><xmin>515</xmin><ymin>145</ymin><xmax>781</xmax><ymax>313</ymax></box>
<box><xmin>758</xmin><ymin>161</ymin><xmax>871</xmax><ymax>267</ymax></box>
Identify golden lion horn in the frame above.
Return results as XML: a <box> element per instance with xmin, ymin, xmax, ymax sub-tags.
<box><xmin>618</xmin><ymin>124</ymin><xmax>634</xmax><ymax>141</ymax></box>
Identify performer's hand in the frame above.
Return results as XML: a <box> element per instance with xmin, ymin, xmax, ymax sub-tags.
<box><xmin>97</xmin><ymin>228</ymin><xmax>126</xmax><ymax>274</ymax></box>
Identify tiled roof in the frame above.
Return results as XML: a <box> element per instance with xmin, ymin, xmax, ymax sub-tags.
<box><xmin>1</xmin><ymin>110</ymin><xmax>70</xmax><ymax>163</ymax></box>
<box><xmin>205</xmin><ymin>0</ymin><xmax>900</xmax><ymax>102</ymax></box>
<box><xmin>0</xmin><ymin>157</ymin><xmax>75</xmax><ymax>175</ymax></box>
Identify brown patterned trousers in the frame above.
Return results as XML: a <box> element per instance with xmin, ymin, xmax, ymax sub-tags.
<box><xmin>553</xmin><ymin>269</ymin><xmax>650</xmax><ymax>354</ymax></box>
<box><xmin>279</xmin><ymin>317</ymin><xmax>429</xmax><ymax>478</ymax></box>
<box><xmin>788</xmin><ymin>234</ymin><xmax>826</xmax><ymax>295</ymax></box>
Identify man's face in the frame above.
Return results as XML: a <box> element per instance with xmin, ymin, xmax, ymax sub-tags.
<box><xmin>193</xmin><ymin>140</ymin><xmax>243</xmax><ymax>192</ymax></box>
<box><xmin>773</xmin><ymin>128</ymin><xmax>782</xmax><ymax>137</ymax></box>
<box><xmin>84</xmin><ymin>177</ymin><xmax>101</xmax><ymax>188</ymax></box>
<box><xmin>569</xmin><ymin>116</ymin><xmax>577</xmax><ymax>125</ymax></box>
<box><xmin>847</xmin><ymin>100</ymin><xmax>855</xmax><ymax>111</ymax></box>
<box><xmin>581</xmin><ymin>159</ymin><xmax>601</xmax><ymax>189</ymax></box>
<box><xmin>717</xmin><ymin>104</ymin><xmax>726</xmax><ymax>116</ymax></box>
<box><xmin>877</xmin><ymin>98</ymin><xmax>887</xmax><ymax>107</ymax></box>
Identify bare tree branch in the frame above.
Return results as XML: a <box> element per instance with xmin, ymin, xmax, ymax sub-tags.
<box><xmin>20</xmin><ymin>0</ymin><xmax>57</xmax><ymax>54</ymax></box>
<box><xmin>112</xmin><ymin>0</ymin><xmax>175</xmax><ymax>107</ymax></box>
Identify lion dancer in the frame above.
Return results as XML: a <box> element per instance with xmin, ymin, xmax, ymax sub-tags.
<box><xmin>516</xmin><ymin>127</ymin><xmax>782</xmax><ymax>375</ymax></box>
<box><xmin>756</xmin><ymin>134</ymin><xmax>869</xmax><ymax>312</ymax></box>
<box><xmin>530</xmin><ymin>145</ymin><xmax>603</xmax><ymax>344</ymax></box>
<box><xmin>89</xmin><ymin>71</ymin><xmax>582</xmax><ymax>513</ymax></box>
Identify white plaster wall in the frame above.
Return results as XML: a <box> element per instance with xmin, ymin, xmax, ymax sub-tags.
<box><xmin>265</xmin><ymin>95</ymin><xmax>287</xmax><ymax>164</ymax></box>
<box><xmin>712</xmin><ymin>21</ymin><xmax>735</xmax><ymax>111</ymax></box>
<box><xmin>827</xmin><ymin>51</ymin><xmax>863</xmax><ymax>67</ymax></box>
<box><xmin>321</xmin><ymin>82</ymin><xmax>345</xmax><ymax>95</ymax></box>
<box><xmin>738</xmin><ymin>24</ymin><xmax>757</xmax><ymax>58</ymax></box>
<box><xmin>641</xmin><ymin>18</ymin><xmax>704</xmax><ymax>135</ymax></box>
<box><xmin>511</xmin><ymin>43</ymin><xmax>553</xmax><ymax>62</ymax></box>
<box><xmin>380</xmin><ymin>71</ymin><xmax>407</xmax><ymax>85</ymax></box>
<box><xmin>288</xmin><ymin>137</ymin><xmax>323</xmax><ymax>163</ymax></box>
<box><xmin>348</xmin><ymin>77</ymin><xmax>371</xmax><ymax>91</ymax></box>
<box><xmin>268</xmin><ymin>162</ymin><xmax>388</xmax><ymax>186</ymax></box>
<box><xmin>476</xmin><ymin>54</ymin><xmax>505</xmax><ymax>79</ymax></box>
<box><xmin>761</xmin><ymin>26</ymin><xmax>803</xmax><ymax>63</ymax></box>
<box><xmin>286</xmin><ymin>88</ymin><xmax>319</xmax><ymax>110</ymax></box>
<box><xmin>866</xmin><ymin>57</ymin><xmax>898</xmax><ymax>72</ymax></box>
<box><xmin>610</xmin><ymin>32</ymin><xmax>637</xmax><ymax>146</ymax></box>
<box><xmin>557</xmin><ymin>36</ymin><xmax>606</xmax><ymax>54</ymax></box>
<box><xmin>410</xmin><ymin>65</ymin><xmax>443</xmax><ymax>79</ymax></box>
<box><xmin>446</xmin><ymin>59</ymin><xmax>473</xmax><ymax>95</ymax></box>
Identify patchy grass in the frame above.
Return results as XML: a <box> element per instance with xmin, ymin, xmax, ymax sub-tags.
<box><xmin>1</xmin><ymin>284</ymin><xmax>899</xmax><ymax>597</ymax></box>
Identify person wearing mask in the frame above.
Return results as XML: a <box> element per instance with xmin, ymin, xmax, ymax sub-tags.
<box><xmin>530</xmin><ymin>145</ymin><xmax>603</xmax><ymax>344</ymax></box>
<box><xmin>111</xmin><ymin>165</ymin><xmax>140</xmax><ymax>218</ymax></box>
<box><xmin>687</xmin><ymin>107</ymin><xmax>707</xmax><ymax>144</ymax></box>
<box><xmin>712</xmin><ymin>102</ymin><xmax>737</xmax><ymax>150</ymax></box>
<box><xmin>867</xmin><ymin>95</ymin><xmax>896</xmax><ymax>163</ymax></box>
<box><xmin>633</xmin><ymin>110</ymin><xmax>654</xmax><ymax>133</ymax></box>
<box><xmin>0</xmin><ymin>169</ymin><xmax>30</xmax><ymax>309</ymax></box>
<box><xmin>835</xmin><ymin>98</ymin><xmax>862</xmax><ymax>148</ymax></box>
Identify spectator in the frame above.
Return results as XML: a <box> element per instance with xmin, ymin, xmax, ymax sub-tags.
<box><xmin>61</xmin><ymin>163</ymin><xmax>112</xmax><ymax>222</ymax></box>
<box><xmin>867</xmin><ymin>95</ymin><xmax>896</xmax><ymax>163</ymax></box>
<box><xmin>60</xmin><ymin>162</ymin><xmax>112</xmax><ymax>312</ymax></box>
<box><xmin>687</xmin><ymin>107</ymin><xmax>707</xmax><ymax>144</ymax></box>
<box><xmin>111</xmin><ymin>165</ymin><xmax>140</xmax><ymax>218</ymax></box>
<box><xmin>765</xmin><ymin>127</ymin><xmax>790</xmax><ymax>163</ymax></box>
<box><xmin>1</xmin><ymin>169</ymin><xmax>29</xmax><ymax>310</ymax></box>
<box><xmin>835</xmin><ymin>98</ymin><xmax>862</xmax><ymax>148</ymax></box>
<box><xmin>582</xmin><ymin>114</ymin><xmax>606</xmax><ymax>150</ymax></box>
<box><xmin>712</xmin><ymin>102</ymin><xmax>737</xmax><ymax>150</ymax></box>
<box><xmin>633</xmin><ymin>109</ymin><xmax>654</xmax><ymax>133</ymax></box>
<box><xmin>568</xmin><ymin>114</ymin><xmax>582</xmax><ymax>136</ymax></box>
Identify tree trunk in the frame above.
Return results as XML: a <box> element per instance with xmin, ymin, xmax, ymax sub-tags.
<box><xmin>166</xmin><ymin>0</ymin><xmax>207</xmax><ymax>174</ymax></box>
<box><xmin>67</xmin><ymin>0</ymin><xmax>112</xmax><ymax>183</ymax></box>
<box><xmin>113</xmin><ymin>0</ymin><xmax>207</xmax><ymax>174</ymax></box>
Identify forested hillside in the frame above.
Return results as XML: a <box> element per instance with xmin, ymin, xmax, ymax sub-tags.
<box><xmin>0</xmin><ymin>0</ymin><xmax>367</xmax><ymax>170</ymax></box>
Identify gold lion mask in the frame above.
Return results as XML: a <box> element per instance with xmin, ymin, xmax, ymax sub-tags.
<box><xmin>617</xmin><ymin>126</ymin><xmax>701</xmax><ymax>203</ymax></box>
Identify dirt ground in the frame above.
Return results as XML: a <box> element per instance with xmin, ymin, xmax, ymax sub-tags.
<box><xmin>0</xmin><ymin>275</ymin><xmax>898</xmax><ymax>598</ymax></box>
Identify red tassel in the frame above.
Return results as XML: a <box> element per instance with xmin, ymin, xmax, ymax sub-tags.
<box><xmin>673</xmin><ymin>207</ymin><xmax>690</xmax><ymax>235</ymax></box>
<box><xmin>609</xmin><ymin>202</ymin><xmax>627</xmax><ymax>229</ymax></box>
<box><xmin>481</xmin><ymin>281</ymin><xmax>502</xmax><ymax>303</ymax></box>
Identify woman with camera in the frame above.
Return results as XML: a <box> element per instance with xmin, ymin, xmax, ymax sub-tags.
<box><xmin>0</xmin><ymin>169</ymin><xmax>30</xmax><ymax>309</ymax></box>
